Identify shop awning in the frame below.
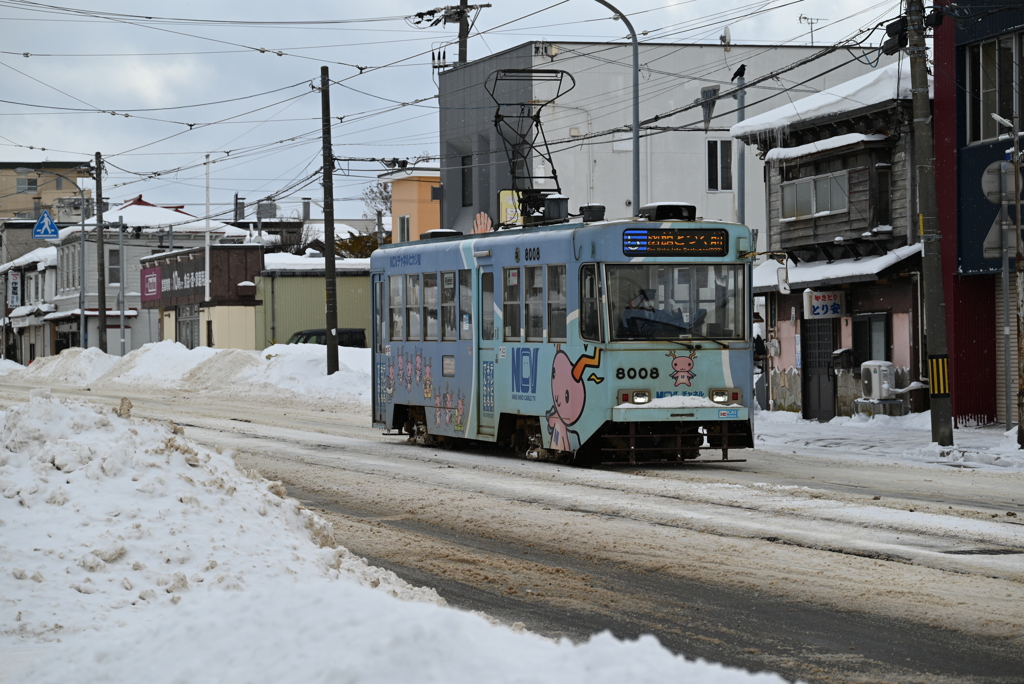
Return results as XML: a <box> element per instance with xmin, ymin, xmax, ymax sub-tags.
<box><xmin>753</xmin><ymin>244</ymin><xmax>922</xmax><ymax>295</ymax></box>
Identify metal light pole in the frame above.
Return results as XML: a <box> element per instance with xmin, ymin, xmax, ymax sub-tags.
<box><xmin>593</xmin><ymin>0</ymin><xmax>640</xmax><ymax>215</ymax></box>
<box><xmin>15</xmin><ymin>165</ymin><xmax>91</xmax><ymax>348</ymax></box>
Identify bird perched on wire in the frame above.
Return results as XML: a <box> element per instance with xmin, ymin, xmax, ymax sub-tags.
<box><xmin>731</xmin><ymin>64</ymin><xmax>747</xmax><ymax>82</ymax></box>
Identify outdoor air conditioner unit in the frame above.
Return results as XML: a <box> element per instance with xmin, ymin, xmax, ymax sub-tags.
<box><xmin>861</xmin><ymin>360</ymin><xmax>895</xmax><ymax>400</ymax></box>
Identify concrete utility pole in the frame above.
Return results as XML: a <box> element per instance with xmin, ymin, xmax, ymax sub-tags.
<box><xmin>907</xmin><ymin>0</ymin><xmax>953</xmax><ymax>446</ymax></box>
<box><xmin>458</xmin><ymin>0</ymin><xmax>469</xmax><ymax>63</ymax></box>
<box><xmin>321</xmin><ymin>66</ymin><xmax>339</xmax><ymax>376</ymax></box>
<box><xmin>95</xmin><ymin>151</ymin><xmax>107</xmax><ymax>353</ymax></box>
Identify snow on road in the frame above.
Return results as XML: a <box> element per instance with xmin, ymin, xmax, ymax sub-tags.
<box><xmin>0</xmin><ymin>346</ymin><xmax>794</xmax><ymax>684</ymax></box>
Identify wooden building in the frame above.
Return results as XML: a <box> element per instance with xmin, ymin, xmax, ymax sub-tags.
<box><xmin>735</xmin><ymin>62</ymin><xmax>928</xmax><ymax>419</ymax></box>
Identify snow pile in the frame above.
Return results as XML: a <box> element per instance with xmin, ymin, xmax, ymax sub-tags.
<box><xmin>764</xmin><ymin>133</ymin><xmax>888</xmax><ymax>161</ymax></box>
<box><xmin>16</xmin><ymin>348</ymin><xmax>120</xmax><ymax>386</ymax></box>
<box><xmin>0</xmin><ymin>392</ymin><xmax>438</xmax><ymax>640</ymax></box>
<box><xmin>1</xmin><ymin>394</ymin><xmax>790</xmax><ymax>684</ymax></box>
<box><xmin>758</xmin><ymin>409</ymin><xmax>1024</xmax><ymax>470</ymax></box>
<box><xmin>20</xmin><ymin>583</ymin><xmax>789</xmax><ymax>684</ymax></box>
<box><xmin>0</xmin><ymin>340</ymin><xmax>372</xmax><ymax>406</ymax></box>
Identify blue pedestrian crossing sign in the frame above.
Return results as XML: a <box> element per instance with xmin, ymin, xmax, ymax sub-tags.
<box><xmin>32</xmin><ymin>210</ymin><xmax>60</xmax><ymax>240</ymax></box>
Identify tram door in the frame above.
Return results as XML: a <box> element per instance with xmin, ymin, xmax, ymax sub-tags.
<box><xmin>477</xmin><ymin>269</ymin><xmax>496</xmax><ymax>436</ymax></box>
<box><xmin>372</xmin><ymin>275</ymin><xmax>387</xmax><ymax>425</ymax></box>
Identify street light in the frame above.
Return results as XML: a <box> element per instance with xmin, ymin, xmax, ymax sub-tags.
<box><xmin>991</xmin><ymin>112</ymin><xmax>1024</xmax><ymax>447</ymax></box>
<box><xmin>15</xmin><ymin>165</ymin><xmax>91</xmax><ymax>348</ymax></box>
<box><xmin>593</xmin><ymin>0</ymin><xmax>640</xmax><ymax>215</ymax></box>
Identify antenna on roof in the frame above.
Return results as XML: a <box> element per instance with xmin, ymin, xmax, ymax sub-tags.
<box><xmin>719</xmin><ymin>26</ymin><xmax>732</xmax><ymax>51</ymax></box>
<box><xmin>798</xmin><ymin>15</ymin><xmax>826</xmax><ymax>46</ymax></box>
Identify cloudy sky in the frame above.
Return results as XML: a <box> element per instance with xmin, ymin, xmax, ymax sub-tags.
<box><xmin>0</xmin><ymin>0</ymin><xmax>900</xmax><ymax>219</ymax></box>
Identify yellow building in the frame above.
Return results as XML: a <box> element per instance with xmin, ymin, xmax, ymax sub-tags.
<box><xmin>0</xmin><ymin>162</ymin><xmax>93</xmax><ymax>221</ymax></box>
<box><xmin>377</xmin><ymin>167</ymin><xmax>440</xmax><ymax>243</ymax></box>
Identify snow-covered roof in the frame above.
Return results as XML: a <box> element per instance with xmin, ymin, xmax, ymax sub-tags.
<box><xmin>753</xmin><ymin>243</ymin><xmax>921</xmax><ymax>294</ymax></box>
<box><xmin>764</xmin><ymin>133</ymin><xmax>889</xmax><ymax>162</ymax></box>
<box><xmin>79</xmin><ymin>196</ymin><xmax>247</xmax><ymax>237</ymax></box>
<box><xmin>732</xmin><ymin>61</ymin><xmax>922</xmax><ymax>140</ymax></box>
<box><xmin>262</xmin><ymin>252</ymin><xmax>371</xmax><ymax>273</ymax></box>
<box><xmin>0</xmin><ymin>246</ymin><xmax>57</xmax><ymax>274</ymax></box>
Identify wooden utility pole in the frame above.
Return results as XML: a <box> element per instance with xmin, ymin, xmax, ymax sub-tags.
<box><xmin>907</xmin><ymin>0</ymin><xmax>953</xmax><ymax>445</ymax></box>
<box><xmin>321</xmin><ymin>66</ymin><xmax>339</xmax><ymax>375</ymax></box>
<box><xmin>95</xmin><ymin>151</ymin><xmax>107</xmax><ymax>353</ymax></box>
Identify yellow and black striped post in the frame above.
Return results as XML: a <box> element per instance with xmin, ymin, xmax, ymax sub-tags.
<box><xmin>928</xmin><ymin>355</ymin><xmax>950</xmax><ymax>397</ymax></box>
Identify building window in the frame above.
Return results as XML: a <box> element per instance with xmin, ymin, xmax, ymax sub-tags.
<box><xmin>398</xmin><ymin>215</ymin><xmax>410</xmax><ymax>243</ymax></box>
<box><xmin>461</xmin><ymin>155</ymin><xmax>473</xmax><ymax>207</ymax></box>
<box><xmin>781</xmin><ymin>173</ymin><xmax>848</xmax><ymax>219</ymax></box>
<box><xmin>16</xmin><ymin>177</ymin><xmax>37</xmax><ymax>194</ymax></box>
<box><xmin>707</xmin><ymin>140</ymin><xmax>733</xmax><ymax>191</ymax></box>
<box><xmin>108</xmin><ymin>248</ymin><xmax>120</xmax><ymax>284</ymax></box>
<box><xmin>876</xmin><ymin>168</ymin><xmax>892</xmax><ymax>226</ymax></box>
<box><xmin>968</xmin><ymin>37</ymin><xmax>1017</xmax><ymax>142</ymax></box>
<box><xmin>503</xmin><ymin>267</ymin><xmax>521</xmax><ymax>341</ymax></box>
<box><xmin>852</xmin><ymin>313</ymin><xmax>889</xmax><ymax>368</ymax></box>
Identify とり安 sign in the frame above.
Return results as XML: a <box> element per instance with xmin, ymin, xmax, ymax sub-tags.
<box><xmin>803</xmin><ymin>290</ymin><xmax>845</xmax><ymax>319</ymax></box>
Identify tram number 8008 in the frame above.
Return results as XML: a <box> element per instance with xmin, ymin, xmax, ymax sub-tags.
<box><xmin>616</xmin><ymin>367</ymin><xmax>659</xmax><ymax>380</ymax></box>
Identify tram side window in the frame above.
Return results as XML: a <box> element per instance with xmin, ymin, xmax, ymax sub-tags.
<box><xmin>424</xmin><ymin>272</ymin><xmax>439</xmax><ymax>341</ymax></box>
<box><xmin>405</xmin><ymin>274</ymin><xmax>421</xmax><ymax>341</ymax></box>
<box><xmin>375</xmin><ymin>280</ymin><xmax>386</xmax><ymax>353</ymax></box>
<box><xmin>580</xmin><ymin>263</ymin><xmax>603</xmax><ymax>342</ymax></box>
<box><xmin>389</xmin><ymin>276</ymin><xmax>403</xmax><ymax>341</ymax></box>
<box><xmin>547</xmin><ymin>264</ymin><xmax>567</xmax><ymax>342</ymax></box>
<box><xmin>481</xmin><ymin>272</ymin><xmax>495</xmax><ymax>341</ymax></box>
<box><xmin>503</xmin><ymin>267</ymin><xmax>521</xmax><ymax>341</ymax></box>
<box><xmin>459</xmin><ymin>270</ymin><xmax>473</xmax><ymax>340</ymax></box>
<box><xmin>441</xmin><ymin>271</ymin><xmax>457</xmax><ymax>341</ymax></box>
<box><xmin>525</xmin><ymin>266</ymin><xmax>544</xmax><ymax>342</ymax></box>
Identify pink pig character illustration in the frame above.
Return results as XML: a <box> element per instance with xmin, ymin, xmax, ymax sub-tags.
<box><xmin>546</xmin><ymin>347</ymin><xmax>602</xmax><ymax>453</ymax></box>
<box><xmin>434</xmin><ymin>393</ymin><xmax>443</xmax><ymax>427</ymax></box>
<box><xmin>667</xmin><ymin>350</ymin><xmax>697</xmax><ymax>387</ymax></box>
<box><xmin>454</xmin><ymin>393</ymin><xmax>466</xmax><ymax>432</ymax></box>
<box><xmin>414</xmin><ymin>349</ymin><xmax>423</xmax><ymax>385</ymax></box>
<box><xmin>443</xmin><ymin>388</ymin><xmax>454</xmax><ymax>425</ymax></box>
<box><xmin>405</xmin><ymin>354</ymin><xmax>413</xmax><ymax>391</ymax></box>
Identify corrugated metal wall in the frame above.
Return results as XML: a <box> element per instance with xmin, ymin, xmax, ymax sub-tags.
<box><xmin>995</xmin><ymin>277</ymin><xmax>1020</xmax><ymax>425</ymax></box>
<box><xmin>949</xmin><ymin>274</ymin><xmax>997</xmax><ymax>427</ymax></box>
<box><xmin>254</xmin><ymin>273</ymin><xmax>370</xmax><ymax>349</ymax></box>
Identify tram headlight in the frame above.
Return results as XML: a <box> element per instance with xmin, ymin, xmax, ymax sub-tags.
<box><xmin>710</xmin><ymin>388</ymin><xmax>741</xmax><ymax>404</ymax></box>
<box><xmin>631</xmin><ymin>390</ymin><xmax>651</xmax><ymax>404</ymax></box>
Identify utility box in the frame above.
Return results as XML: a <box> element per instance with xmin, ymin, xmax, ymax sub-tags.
<box><xmin>861</xmin><ymin>360</ymin><xmax>895</xmax><ymax>400</ymax></box>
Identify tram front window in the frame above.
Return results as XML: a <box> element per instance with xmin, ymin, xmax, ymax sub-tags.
<box><xmin>607</xmin><ymin>264</ymin><xmax>745</xmax><ymax>341</ymax></box>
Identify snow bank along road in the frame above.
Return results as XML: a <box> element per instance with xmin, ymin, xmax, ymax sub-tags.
<box><xmin>1</xmin><ymin>382</ymin><xmax>1022</xmax><ymax>684</ymax></box>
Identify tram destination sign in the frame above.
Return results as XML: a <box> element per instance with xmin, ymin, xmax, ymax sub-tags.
<box><xmin>622</xmin><ymin>228</ymin><xmax>728</xmax><ymax>257</ymax></box>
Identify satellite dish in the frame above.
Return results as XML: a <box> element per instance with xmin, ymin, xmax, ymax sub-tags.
<box><xmin>720</xmin><ymin>26</ymin><xmax>732</xmax><ymax>48</ymax></box>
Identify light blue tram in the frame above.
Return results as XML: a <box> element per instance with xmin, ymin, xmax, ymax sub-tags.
<box><xmin>370</xmin><ymin>212</ymin><xmax>755</xmax><ymax>464</ymax></box>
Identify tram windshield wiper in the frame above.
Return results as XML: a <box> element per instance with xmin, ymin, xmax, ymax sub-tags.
<box><xmin>675</xmin><ymin>331</ymin><xmax>729</xmax><ymax>349</ymax></box>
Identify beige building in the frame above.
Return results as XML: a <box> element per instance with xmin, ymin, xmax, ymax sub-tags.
<box><xmin>0</xmin><ymin>162</ymin><xmax>94</xmax><ymax>222</ymax></box>
<box><xmin>378</xmin><ymin>168</ymin><xmax>441</xmax><ymax>243</ymax></box>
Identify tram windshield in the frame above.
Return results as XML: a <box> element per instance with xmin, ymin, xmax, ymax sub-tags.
<box><xmin>607</xmin><ymin>263</ymin><xmax>746</xmax><ymax>341</ymax></box>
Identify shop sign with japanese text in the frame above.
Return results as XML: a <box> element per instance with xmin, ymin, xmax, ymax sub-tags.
<box><xmin>802</xmin><ymin>290</ymin><xmax>845</xmax><ymax>319</ymax></box>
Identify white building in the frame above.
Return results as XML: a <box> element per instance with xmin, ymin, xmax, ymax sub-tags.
<box><xmin>439</xmin><ymin>41</ymin><xmax>894</xmax><ymax>249</ymax></box>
